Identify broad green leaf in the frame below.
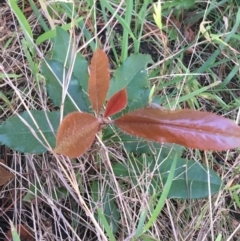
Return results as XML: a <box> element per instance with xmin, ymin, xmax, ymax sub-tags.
<box><xmin>91</xmin><ymin>181</ymin><xmax>120</xmax><ymax>234</ymax></box>
<box><xmin>0</xmin><ymin>111</ymin><xmax>59</xmax><ymax>154</ymax></box>
<box><xmin>112</xmin><ymin>154</ymin><xmax>223</xmax><ymax>199</ymax></box>
<box><xmin>160</xmin><ymin>158</ymin><xmax>223</xmax><ymax>198</ymax></box>
<box><xmin>52</xmin><ymin>26</ymin><xmax>74</xmax><ymax>66</ymax></box>
<box><xmin>114</xmin><ymin>107</ymin><xmax>240</xmax><ymax>151</ymax></box>
<box><xmin>107</xmin><ymin>54</ymin><xmax>152</xmax><ymax>99</ymax></box>
<box><xmin>88</xmin><ymin>49</ymin><xmax>110</xmax><ymax>114</ymax></box>
<box><xmin>42</xmin><ymin>59</ymin><xmax>89</xmax><ymax>114</ymax></box>
<box><xmin>52</xmin><ymin>27</ymin><xmax>89</xmax><ymax>93</ymax></box>
<box><xmin>123</xmin><ymin>70</ymin><xmax>150</xmax><ymax>114</ymax></box>
<box><xmin>54</xmin><ymin>112</ymin><xmax>99</xmax><ymax>158</ymax></box>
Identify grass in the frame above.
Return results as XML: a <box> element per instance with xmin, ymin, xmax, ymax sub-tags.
<box><xmin>1</xmin><ymin>0</ymin><xmax>240</xmax><ymax>240</ymax></box>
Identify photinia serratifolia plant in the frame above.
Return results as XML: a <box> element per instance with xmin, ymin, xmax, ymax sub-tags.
<box><xmin>54</xmin><ymin>49</ymin><xmax>240</xmax><ymax>158</ymax></box>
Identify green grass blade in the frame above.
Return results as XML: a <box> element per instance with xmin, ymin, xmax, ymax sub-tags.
<box><xmin>59</xmin><ymin>2</ymin><xmax>96</xmax><ymax>51</ymax></box>
<box><xmin>134</xmin><ymin>0</ymin><xmax>150</xmax><ymax>53</ymax></box>
<box><xmin>36</xmin><ymin>17</ymin><xmax>84</xmax><ymax>45</ymax></box>
<box><xmin>135</xmin><ymin>209</ymin><xmax>148</xmax><ymax>238</ymax></box>
<box><xmin>9</xmin><ymin>0</ymin><xmax>33</xmax><ymax>40</ymax></box>
<box><xmin>101</xmin><ymin>0</ymin><xmax>136</xmax><ymax>44</ymax></box>
<box><xmin>215</xmin><ymin>233</ymin><xmax>222</xmax><ymax>241</ymax></box>
<box><xmin>97</xmin><ymin>209</ymin><xmax>116</xmax><ymax>241</ymax></box>
<box><xmin>142</xmin><ymin>154</ymin><xmax>177</xmax><ymax>233</ymax></box>
<box><xmin>28</xmin><ymin>0</ymin><xmax>49</xmax><ymax>32</ymax></box>
<box><xmin>121</xmin><ymin>0</ymin><xmax>133</xmax><ymax>61</ymax></box>
<box><xmin>170</xmin><ymin>81</ymin><xmax>221</xmax><ymax>106</ymax></box>
<box><xmin>9</xmin><ymin>221</ymin><xmax>21</xmax><ymax>241</ymax></box>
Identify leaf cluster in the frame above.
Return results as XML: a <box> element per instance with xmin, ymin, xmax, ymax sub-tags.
<box><xmin>0</xmin><ymin>27</ymin><xmax>240</xmax><ymax>201</ymax></box>
<box><xmin>53</xmin><ymin>48</ymin><xmax>240</xmax><ymax>158</ymax></box>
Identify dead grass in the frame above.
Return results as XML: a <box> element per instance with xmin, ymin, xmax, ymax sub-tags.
<box><xmin>0</xmin><ymin>0</ymin><xmax>240</xmax><ymax>241</ymax></box>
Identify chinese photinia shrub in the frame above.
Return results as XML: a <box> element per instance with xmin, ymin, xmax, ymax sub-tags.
<box><xmin>0</xmin><ymin>27</ymin><xmax>239</xmax><ymax>199</ymax></box>
<box><xmin>53</xmin><ymin>49</ymin><xmax>240</xmax><ymax>158</ymax></box>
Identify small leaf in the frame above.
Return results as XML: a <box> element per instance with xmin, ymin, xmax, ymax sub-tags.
<box><xmin>0</xmin><ymin>159</ymin><xmax>14</xmax><ymax>186</ymax></box>
<box><xmin>114</xmin><ymin>107</ymin><xmax>240</xmax><ymax>151</ymax></box>
<box><xmin>0</xmin><ymin>111</ymin><xmax>59</xmax><ymax>154</ymax></box>
<box><xmin>88</xmin><ymin>49</ymin><xmax>110</xmax><ymax>114</ymax></box>
<box><xmin>5</xmin><ymin>223</ymin><xmax>34</xmax><ymax>241</ymax></box>
<box><xmin>54</xmin><ymin>112</ymin><xmax>99</xmax><ymax>158</ymax></box>
<box><xmin>104</xmin><ymin>88</ymin><xmax>127</xmax><ymax>118</ymax></box>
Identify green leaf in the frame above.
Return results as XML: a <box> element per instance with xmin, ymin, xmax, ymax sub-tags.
<box><xmin>41</xmin><ymin>28</ymin><xmax>90</xmax><ymax>113</ymax></box>
<box><xmin>161</xmin><ymin>158</ymin><xmax>223</xmax><ymax>199</ymax></box>
<box><xmin>52</xmin><ymin>27</ymin><xmax>74</xmax><ymax>65</ymax></box>
<box><xmin>0</xmin><ymin>110</ymin><xmax>59</xmax><ymax>154</ymax></box>
<box><xmin>91</xmin><ymin>181</ymin><xmax>120</xmax><ymax>234</ymax></box>
<box><xmin>23</xmin><ymin>183</ymin><xmax>41</xmax><ymax>202</ymax></box>
<box><xmin>42</xmin><ymin>59</ymin><xmax>89</xmax><ymax>114</ymax></box>
<box><xmin>107</xmin><ymin>54</ymin><xmax>152</xmax><ymax>100</ymax></box>
<box><xmin>123</xmin><ymin>70</ymin><xmax>150</xmax><ymax>114</ymax></box>
<box><xmin>103</xmin><ymin>126</ymin><xmax>184</xmax><ymax>155</ymax></box>
<box><xmin>111</xmin><ymin>55</ymin><xmax>152</xmax><ymax>116</ymax></box>
<box><xmin>52</xmin><ymin>27</ymin><xmax>89</xmax><ymax>93</ymax></box>
<box><xmin>112</xmin><ymin>154</ymin><xmax>223</xmax><ymax>199</ymax></box>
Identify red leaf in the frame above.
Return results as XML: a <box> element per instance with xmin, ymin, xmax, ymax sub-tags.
<box><xmin>88</xmin><ymin>49</ymin><xmax>110</xmax><ymax>115</ymax></box>
<box><xmin>54</xmin><ymin>112</ymin><xmax>99</xmax><ymax>158</ymax></box>
<box><xmin>114</xmin><ymin>107</ymin><xmax>240</xmax><ymax>151</ymax></box>
<box><xmin>104</xmin><ymin>88</ymin><xmax>127</xmax><ymax>117</ymax></box>
<box><xmin>0</xmin><ymin>159</ymin><xmax>14</xmax><ymax>186</ymax></box>
<box><xmin>4</xmin><ymin>224</ymin><xmax>34</xmax><ymax>241</ymax></box>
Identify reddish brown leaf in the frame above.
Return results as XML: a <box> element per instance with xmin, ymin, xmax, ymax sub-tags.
<box><xmin>104</xmin><ymin>88</ymin><xmax>127</xmax><ymax>118</ymax></box>
<box><xmin>114</xmin><ymin>107</ymin><xmax>240</xmax><ymax>151</ymax></box>
<box><xmin>54</xmin><ymin>112</ymin><xmax>99</xmax><ymax>158</ymax></box>
<box><xmin>4</xmin><ymin>224</ymin><xmax>34</xmax><ymax>241</ymax></box>
<box><xmin>88</xmin><ymin>49</ymin><xmax>110</xmax><ymax>115</ymax></box>
<box><xmin>0</xmin><ymin>159</ymin><xmax>14</xmax><ymax>186</ymax></box>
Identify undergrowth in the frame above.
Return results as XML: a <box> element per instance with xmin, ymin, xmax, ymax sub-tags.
<box><xmin>0</xmin><ymin>0</ymin><xmax>240</xmax><ymax>240</ymax></box>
